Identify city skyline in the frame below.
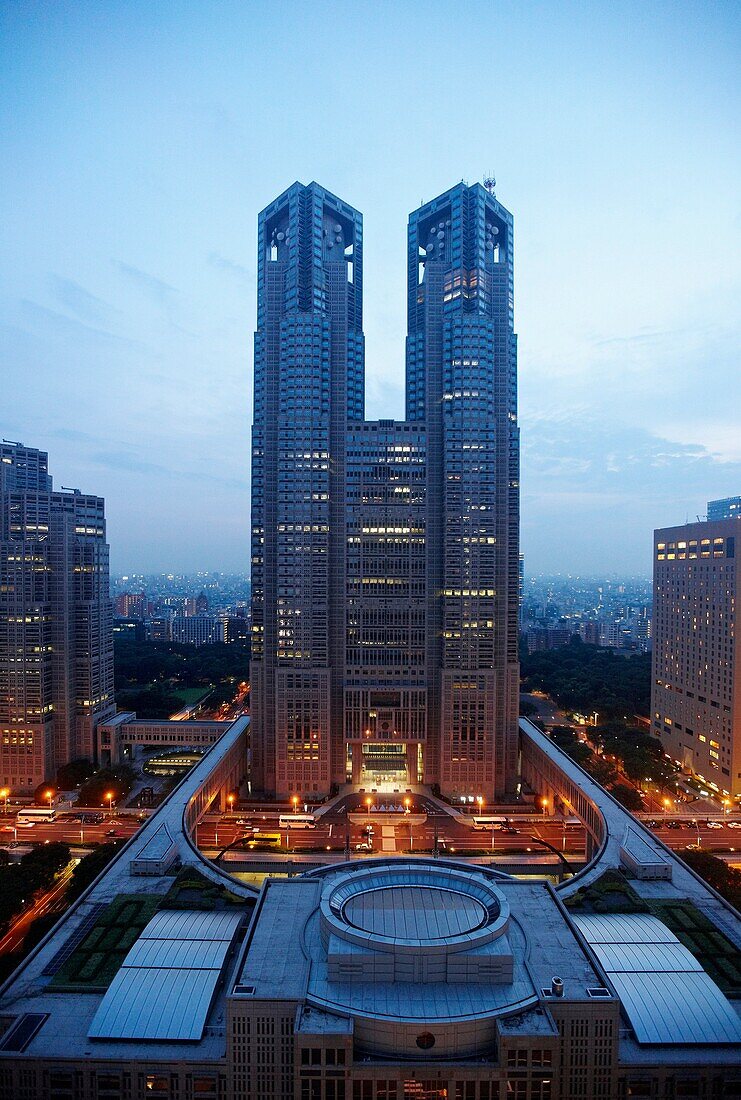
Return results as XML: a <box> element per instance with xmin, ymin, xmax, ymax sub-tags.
<box><xmin>2</xmin><ymin>2</ymin><xmax>739</xmax><ymax>576</ymax></box>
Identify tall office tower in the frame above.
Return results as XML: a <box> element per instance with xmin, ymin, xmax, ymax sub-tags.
<box><xmin>651</xmin><ymin>519</ymin><xmax>740</xmax><ymax>801</ymax></box>
<box><xmin>0</xmin><ymin>443</ymin><xmax>114</xmax><ymax>792</ymax></box>
<box><xmin>708</xmin><ymin>496</ymin><xmax>741</xmax><ymax>521</ymax></box>
<box><xmin>251</xmin><ymin>181</ymin><xmax>519</xmax><ymax>799</ymax></box>
<box><xmin>519</xmin><ymin>553</ymin><xmax>525</xmax><ymax>629</ymax></box>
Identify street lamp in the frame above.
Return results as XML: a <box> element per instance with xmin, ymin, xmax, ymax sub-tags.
<box><xmin>227</xmin><ymin>793</ymin><xmax>235</xmax><ymax>813</ymax></box>
<box><xmin>104</xmin><ymin>790</ymin><xmax>114</xmax><ymax>817</ymax></box>
<box><xmin>0</xmin><ymin>788</ymin><xmax>8</xmax><ymax>815</ymax></box>
<box><xmin>403</xmin><ymin>798</ymin><xmax>411</xmax><ymax>814</ymax></box>
<box><xmin>541</xmin><ymin>797</ymin><xmax>549</xmax><ymax>817</ymax></box>
<box><xmin>45</xmin><ymin>789</ymin><xmax>54</xmax><ymax>811</ymax></box>
<box><xmin>663</xmin><ymin>797</ymin><xmax>672</xmax><ymax>818</ymax></box>
<box><xmin>292</xmin><ymin>795</ymin><xmax>299</xmax><ymax>814</ymax></box>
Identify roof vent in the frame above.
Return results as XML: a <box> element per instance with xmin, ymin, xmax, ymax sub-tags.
<box><xmin>587</xmin><ymin>987</ymin><xmax>611</xmax><ymax>998</ymax></box>
<box><xmin>551</xmin><ymin>976</ymin><xmax>564</xmax><ymax>998</ymax></box>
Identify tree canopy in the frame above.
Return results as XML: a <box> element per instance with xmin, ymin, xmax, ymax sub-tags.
<box><xmin>521</xmin><ymin>639</ymin><xmax>651</xmax><ymax>720</ymax></box>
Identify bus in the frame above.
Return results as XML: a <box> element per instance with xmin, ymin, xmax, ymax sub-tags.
<box><xmin>471</xmin><ymin>815</ymin><xmax>508</xmax><ymax>830</ymax></box>
<box><xmin>247</xmin><ymin>832</ymin><xmax>282</xmax><ymax>848</ymax></box>
<box><xmin>278</xmin><ymin>814</ymin><xmax>316</xmax><ymax>829</ymax></box>
<box><xmin>17</xmin><ymin>807</ymin><xmax>57</xmax><ymax>824</ymax></box>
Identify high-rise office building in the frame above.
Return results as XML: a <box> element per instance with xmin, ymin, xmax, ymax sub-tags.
<box><xmin>708</xmin><ymin>496</ymin><xmax>741</xmax><ymax>522</ymax></box>
<box><xmin>171</xmin><ymin>614</ymin><xmax>225</xmax><ymax>647</ymax></box>
<box><xmin>651</xmin><ymin>518</ymin><xmax>740</xmax><ymax>800</ymax></box>
<box><xmin>0</xmin><ymin>442</ymin><xmax>114</xmax><ymax>791</ymax></box>
<box><xmin>251</xmin><ymin>181</ymin><xmax>519</xmax><ymax>799</ymax></box>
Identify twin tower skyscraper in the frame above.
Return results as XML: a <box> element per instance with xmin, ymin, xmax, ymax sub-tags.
<box><xmin>250</xmin><ymin>180</ymin><xmax>520</xmax><ymax>800</ymax></box>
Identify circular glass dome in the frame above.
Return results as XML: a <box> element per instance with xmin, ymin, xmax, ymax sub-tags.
<box><xmin>343</xmin><ymin>885</ymin><xmax>487</xmax><ymax>941</ymax></box>
<box><xmin>319</xmin><ymin>862</ymin><xmax>510</xmax><ymax>956</ymax></box>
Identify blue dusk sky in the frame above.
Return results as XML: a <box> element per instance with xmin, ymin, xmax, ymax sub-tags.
<box><xmin>2</xmin><ymin>1</ymin><xmax>739</xmax><ymax>576</ymax></box>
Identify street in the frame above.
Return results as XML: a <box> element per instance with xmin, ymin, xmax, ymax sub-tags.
<box><xmin>0</xmin><ymin>815</ymin><xmax>142</xmax><ymax>849</ymax></box>
<box><xmin>0</xmin><ymin>860</ymin><xmax>76</xmax><ymax>956</ymax></box>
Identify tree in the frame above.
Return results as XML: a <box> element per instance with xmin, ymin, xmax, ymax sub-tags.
<box><xmin>56</xmin><ymin>759</ymin><xmax>94</xmax><ymax>789</ymax></box>
<box><xmin>77</xmin><ymin>765</ymin><xmax>136</xmax><ymax>808</ymax></box>
<box><xmin>519</xmin><ymin>697</ymin><xmax>539</xmax><ymax>718</ymax></box>
<box><xmin>115</xmin><ymin>683</ymin><xmax>184</xmax><ymax>720</ymax></box>
<box><xmin>66</xmin><ymin>842</ymin><xmax>121</xmax><ymax>903</ymax></box>
<box><xmin>681</xmin><ymin>850</ymin><xmax>741</xmax><ymax>909</ymax></box>
<box><xmin>33</xmin><ymin>781</ymin><xmax>56</xmax><ymax>806</ymax></box>
<box><xmin>20</xmin><ymin>842</ymin><xmax>70</xmax><ymax>885</ymax></box>
<box><xmin>584</xmin><ymin>757</ymin><xmax>619</xmax><ymax>788</ymax></box>
<box><xmin>521</xmin><ymin>640</ymin><xmax>651</xmax><ymax>720</ymax></box>
<box><xmin>0</xmin><ymin>843</ymin><xmax>70</xmax><ymax>930</ymax></box>
<box><xmin>611</xmin><ymin>784</ymin><xmax>644</xmax><ymax>812</ymax></box>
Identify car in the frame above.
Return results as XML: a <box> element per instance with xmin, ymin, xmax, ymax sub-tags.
<box><xmin>665</xmin><ymin>820</ymin><xmax>682</xmax><ymax>829</ymax></box>
<box><xmin>645</xmin><ymin>820</ymin><xmax>660</xmax><ymax>829</ymax></box>
<box><xmin>235</xmin><ymin>818</ymin><xmax>251</xmax><ymax>825</ymax></box>
<box><xmin>726</xmin><ymin>821</ymin><xmax>741</xmax><ymax>829</ymax></box>
<box><xmin>354</xmin><ymin>842</ymin><xmax>372</xmax><ymax>852</ymax></box>
<box><xmin>7</xmin><ymin>841</ymin><xmax>18</xmax><ymax>849</ymax></box>
<box><xmin>685</xmin><ymin>843</ymin><xmax>702</xmax><ymax>851</ymax></box>
<box><xmin>105</xmin><ymin>829</ymin><xmax>122</xmax><ymax>838</ymax></box>
<box><xmin>501</xmin><ymin>826</ymin><xmax>520</xmax><ymax>835</ymax></box>
<box><xmin>684</xmin><ymin>820</ymin><xmax>698</xmax><ymax>829</ymax></box>
<box><xmin>705</xmin><ymin>821</ymin><xmax>723</xmax><ymax>829</ymax></box>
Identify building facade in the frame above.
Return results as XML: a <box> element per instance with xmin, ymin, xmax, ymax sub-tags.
<box><xmin>0</xmin><ymin>443</ymin><xmax>114</xmax><ymax>791</ymax></box>
<box><xmin>171</xmin><ymin>614</ymin><xmax>225</xmax><ymax>647</ymax></box>
<box><xmin>651</xmin><ymin>518</ymin><xmax>740</xmax><ymax>800</ymax></box>
<box><xmin>708</xmin><ymin>496</ymin><xmax>741</xmax><ymax>522</ymax></box>
<box><xmin>250</xmin><ymin>181</ymin><xmax>520</xmax><ymax>800</ymax></box>
<box><xmin>0</xmin><ymin>721</ymin><xmax>739</xmax><ymax>1099</ymax></box>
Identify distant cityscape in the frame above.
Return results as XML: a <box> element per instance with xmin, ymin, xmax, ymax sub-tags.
<box><xmin>110</xmin><ymin>572</ymin><xmax>251</xmax><ymax>647</ymax></box>
<box><xmin>521</xmin><ymin>572</ymin><xmax>653</xmax><ymax>654</ymax></box>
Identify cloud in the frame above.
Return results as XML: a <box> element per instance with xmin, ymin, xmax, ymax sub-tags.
<box><xmin>116</xmin><ymin>262</ymin><xmax>177</xmax><ymax>302</ymax></box>
<box><xmin>48</xmin><ymin>276</ymin><xmax>117</xmax><ymax>324</ymax></box>
<box><xmin>208</xmin><ymin>252</ymin><xmax>253</xmax><ymax>281</ymax></box>
<box><xmin>91</xmin><ymin>449</ymin><xmax>247</xmax><ymax>491</ymax></box>
<box><xmin>660</xmin><ymin>421</ymin><xmax>741</xmax><ymax>465</ymax></box>
<box><xmin>18</xmin><ymin>300</ymin><xmax>136</xmax><ymax>347</ymax></box>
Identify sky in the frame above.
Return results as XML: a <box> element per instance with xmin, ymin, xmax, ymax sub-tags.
<box><xmin>1</xmin><ymin>0</ymin><xmax>739</xmax><ymax>577</ymax></box>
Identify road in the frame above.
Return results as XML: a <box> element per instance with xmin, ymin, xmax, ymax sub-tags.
<box><xmin>0</xmin><ymin>860</ymin><xmax>76</xmax><ymax>955</ymax></box>
<box><xmin>3</xmin><ymin>800</ymin><xmax>738</xmax><ymax>869</ymax></box>
<box><xmin>196</xmin><ymin>800</ymin><xmax>741</xmax><ymax>861</ymax></box>
<box><xmin>0</xmin><ymin>815</ymin><xmax>143</xmax><ymax>849</ymax></box>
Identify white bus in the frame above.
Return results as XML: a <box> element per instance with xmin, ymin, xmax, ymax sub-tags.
<box><xmin>16</xmin><ymin>807</ymin><xmax>57</xmax><ymax>824</ymax></box>
<box><xmin>471</xmin><ymin>815</ymin><xmax>508</xmax><ymax>830</ymax></box>
<box><xmin>278</xmin><ymin>814</ymin><xmax>316</xmax><ymax>829</ymax></box>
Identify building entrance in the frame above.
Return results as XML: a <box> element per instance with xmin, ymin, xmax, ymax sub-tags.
<box><xmin>359</xmin><ymin>743</ymin><xmax>408</xmax><ymax>790</ymax></box>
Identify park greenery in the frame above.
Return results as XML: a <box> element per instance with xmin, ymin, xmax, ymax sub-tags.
<box><xmin>51</xmin><ymin>894</ymin><xmax>161</xmax><ymax>990</ymax></box>
<box><xmin>114</xmin><ymin>637</ymin><xmax>250</xmax><ymax>718</ymax></box>
<box><xmin>521</xmin><ymin>639</ymin><xmax>651</xmax><ymax>720</ymax></box>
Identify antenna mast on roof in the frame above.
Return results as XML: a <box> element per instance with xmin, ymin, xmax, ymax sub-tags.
<box><xmin>483</xmin><ymin>173</ymin><xmax>496</xmax><ymax>195</ymax></box>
